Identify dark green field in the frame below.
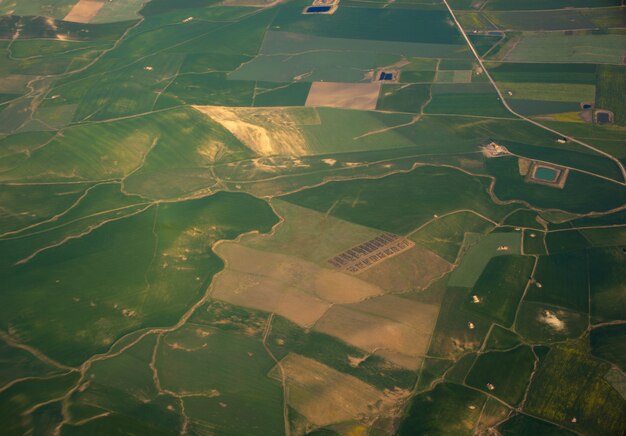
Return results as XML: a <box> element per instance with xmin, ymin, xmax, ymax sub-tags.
<box><xmin>0</xmin><ymin>0</ymin><xmax>624</xmax><ymax>434</ymax></box>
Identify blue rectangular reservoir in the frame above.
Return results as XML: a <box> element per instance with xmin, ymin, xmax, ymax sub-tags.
<box><xmin>306</xmin><ymin>6</ymin><xmax>331</xmax><ymax>12</ymax></box>
<box><xmin>535</xmin><ymin>167</ymin><xmax>558</xmax><ymax>181</ymax></box>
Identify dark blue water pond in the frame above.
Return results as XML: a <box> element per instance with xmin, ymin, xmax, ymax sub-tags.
<box><xmin>306</xmin><ymin>6</ymin><xmax>331</xmax><ymax>12</ymax></box>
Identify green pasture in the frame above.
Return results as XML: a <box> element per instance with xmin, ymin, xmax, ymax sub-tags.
<box><xmin>448</xmin><ymin>231</ymin><xmax>522</xmax><ymax>287</ymax></box>
<box><xmin>0</xmin><ymin>181</ymin><xmax>89</xmax><ymax>234</ymax></box>
<box><xmin>590</xmin><ymin>324</ymin><xmax>626</xmax><ymax>371</ymax></box>
<box><xmin>282</xmin><ymin>165</ymin><xmax>517</xmax><ymax>235</ymax></box>
<box><xmin>465</xmin><ymin>255</ymin><xmax>534</xmax><ymax>326</ymax></box>
<box><xmin>503</xmin><ymin>209</ymin><xmax>544</xmax><ymax>230</ymax></box>
<box><xmin>254</xmin><ymin>82</ymin><xmax>311</xmax><ymax>107</ymax></box>
<box><xmin>475</xmin><ymin>0</ymin><xmax>621</xmax><ymax>11</ymax></box>
<box><xmin>515</xmin><ymin>301</ymin><xmax>587</xmax><ymax>343</ymax></box>
<box><xmin>499</xmin><ymin>414</ymin><xmax>575</xmax><ymax>436</ymax></box>
<box><xmin>398</xmin><ymin>383</ymin><xmax>486</xmax><ymax>435</ymax></box>
<box><xmin>428</xmin><ymin>286</ymin><xmax>492</xmax><ymax>358</ymax></box>
<box><xmin>0</xmin><ymin>193</ymin><xmax>277</xmax><ymax>366</ymax></box>
<box><xmin>487</xmin><ymin>157</ymin><xmax>626</xmax><ymax>214</ymax></box>
<box><xmin>460</xmin><ymin>10</ymin><xmax>596</xmax><ymax>32</ymax></box>
<box><xmin>596</xmin><ymin>65</ymin><xmax>626</xmax><ymax>125</ymax></box>
<box><xmin>410</xmin><ymin>211</ymin><xmax>494</xmax><ymax>263</ymax></box>
<box><xmin>499</xmin><ymin>82</ymin><xmax>595</xmax><ymax>103</ymax></box>
<box><xmin>417</xmin><ymin>357</ymin><xmax>454</xmax><ymax>390</ymax></box>
<box><xmin>0</xmin><ymin>372</ymin><xmax>79</xmax><ymax>434</ymax></box>
<box><xmin>156</xmin><ymin>326</ymin><xmax>284</xmax><ymax>435</ymax></box>
<box><xmin>499</xmin><ymin>33</ymin><xmax>626</xmax><ymax>64</ymax></box>
<box><xmin>444</xmin><ymin>352</ymin><xmax>477</xmax><ymax>383</ymax></box>
<box><xmin>487</xmin><ymin>62</ymin><xmax>597</xmax><ymax>85</ymax></box>
<box><xmin>580</xmin><ymin>226</ymin><xmax>626</xmax><ymax>247</ymax></box>
<box><xmin>525</xmin><ymin>343</ymin><xmax>626</xmax><ymax>435</ymax></box>
<box><xmin>526</xmin><ymin>251</ymin><xmax>588</xmax><ymax>312</ymax></box>
<box><xmin>377</xmin><ymin>84</ymin><xmax>430</xmax><ymax>113</ymax></box>
<box><xmin>466</xmin><ymin>346</ymin><xmax>535</xmax><ymax>406</ymax></box>
<box><xmin>426</xmin><ymin>92</ymin><xmax>512</xmax><ymax>117</ymax></box>
<box><xmin>271</xmin><ymin>2</ymin><xmax>464</xmax><ymax>44</ymax></box>
<box><xmin>485</xmin><ymin>325</ymin><xmax>521</xmax><ymax>351</ymax></box>
<box><xmin>589</xmin><ymin>247</ymin><xmax>626</xmax><ymax>322</ymax></box>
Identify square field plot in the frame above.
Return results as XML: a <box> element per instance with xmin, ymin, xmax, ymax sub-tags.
<box><xmin>305</xmin><ymin>82</ymin><xmax>381</xmax><ymax>110</ymax></box>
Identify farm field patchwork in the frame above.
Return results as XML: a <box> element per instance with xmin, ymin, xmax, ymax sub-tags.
<box><xmin>0</xmin><ymin>0</ymin><xmax>624</xmax><ymax>434</ymax></box>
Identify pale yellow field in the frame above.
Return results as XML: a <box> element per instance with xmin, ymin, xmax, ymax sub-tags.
<box><xmin>211</xmin><ymin>243</ymin><xmax>385</xmax><ymax>327</ymax></box>
<box><xmin>244</xmin><ymin>200</ymin><xmax>383</xmax><ymax>266</ymax></box>
<box><xmin>269</xmin><ymin>353</ymin><xmax>387</xmax><ymax>426</ymax></box>
<box><xmin>357</xmin><ymin>244</ymin><xmax>451</xmax><ymax>292</ymax></box>
<box><xmin>63</xmin><ymin>0</ymin><xmax>105</xmax><ymax>23</ymax></box>
<box><xmin>313</xmin><ymin>295</ymin><xmax>439</xmax><ymax>369</ymax></box>
<box><xmin>194</xmin><ymin>106</ymin><xmax>320</xmax><ymax>156</ymax></box>
<box><xmin>305</xmin><ymin>82</ymin><xmax>381</xmax><ymax>110</ymax></box>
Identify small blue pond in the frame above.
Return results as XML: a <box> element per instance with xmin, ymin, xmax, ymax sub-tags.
<box><xmin>306</xmin><ymin>6</ymin><xmax>331</xmax><ymax>12</ymax></box>
<box><xmin>535</xmin><ymin>167</ymin><xmax>558</xmax><ymax>181</ymax></box>
<box><xmin>379</xmin><ymin>72</ymin><xmax>393</xmax><ymax>81</ymax></box>
<box><xmin>597</xmin><ymin>112</ymin><xmax>611</xmax><ymax>124</ymax></box>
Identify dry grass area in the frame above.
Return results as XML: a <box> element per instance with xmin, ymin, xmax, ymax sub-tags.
<box><xmin>313</xmin><ymin>295</ymin><xmax>439</xmax><ymax>369</ymax></box>
<box><xmin>269</xmin><ymin>353</ymin><xmax>387</xmax><ymax>426</ymax></box>
<box><xmin>194</xmin><ymin>106</ymin><xmax>320</xmax><ymax>156</ymax></box>
<box><xmin>357</xmin><ymin>244</ymin><xmax>451</xmax><ymax>292</ymax></box>
<box><xmin>0</xmin><ymin>75</ymin><xmax>35</xmax><ymax>93</ymax></box>
<box><xmin>244</xmin><ymin>200</ymin><xmax>383</xmax><ymax>266</ymax></box>
<box><xmin>212</xmin><ymin>243</ymin><xmax>385</xmax><ymax>327</ymax></box>
<box><xmin>305</xmin><ymin>82</ymin><xmax>381</xmax><ymax>110</ymax></box>
<box><xmin>63</xmin><ymin>0</ymin><xmax>105</xmax><ymax>23</ymax></box>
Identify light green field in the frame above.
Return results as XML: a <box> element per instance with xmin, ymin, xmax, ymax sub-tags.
<box><xmin>501</xmin><ymin>34</ymin><xmax>626</xmax><ymax>64</ymax></box>
<box><xmin>1</xmin><ymin>0</ymin><xmax>625</xmax><ymax>434</ymax></box>
<box><xmin>410</xmin><ymin>211</ymin><xmax>495</xmax><ymax>263</ymax></box>
<box><xmin>157</xmin><ymin>326</ymin><xmax>285</xmax><ymax>435</ymax></box>
<box><xmin>525</xmin><ymin>343</ymin><xmax>626</xmax><ymax>435</ymax></box>
<box><xmin>499</xmin><ymin>82</ymin><xmax>595</xmax><ymax>103</ymax></box>
<box><xmin>448</xmin><ymin>231</ymin><xmax>523</xmax><ymax>287</ymax></box>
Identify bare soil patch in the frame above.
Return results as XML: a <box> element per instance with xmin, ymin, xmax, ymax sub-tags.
<box><xmin>63</xmin><ymin>0</ymin><xmax>105</xmax><ymax>23</ymax></box>
<box><xmin>305</xmin><ymin>82</ymin><xmax>381</xmax><ymax>110</ymax></box>
<box><xmin>357</xmin><ymin>244</ymin><xmax>452</xmax><ymax>293</ymax></box>
<box><xmin>314</xmin><ymin>295</ymin><xmax>439</xmax><ymax>369</ymax></box>
<box><xmin>194</xmin><ymin>106</ymin><xmax>320</xmax><ymax>156</ymax></box>
<box><xmin>269</xmin><ymin>353</ymin><xmax>387</xmax><ymax>426</ymax></box>
<box><xmin>212</xmin><ymin>243</ymin><xmax>385</xmax><ymax>327</ymax></box>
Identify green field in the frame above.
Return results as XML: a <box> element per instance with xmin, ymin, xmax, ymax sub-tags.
<box><xmin>283</xmin><ymin>165</ymin><xmax>518</xmax><ymax>235</ymax></box>
<box><xmin>398</xmin><ymin>383</ymin><xmax>486</xmax><ymax>434</ymax></box>
<box><xmin>589</xmin><ymin>247</ymin><xmax>626</xmax><ymax>322</ymax></box>
<box><xmin>465</xmin><ymin>255</ymin><xmax>535</xmax><ymax>326</ymax></box>
<box><xmin>466</xmin><ymin>346</ymin><xmax>536</xmax><ymax>406</ymax></box>
<box><xmin>497</xmin><ymin>33</ymin><xmax>626</xmax><ymax>64</ymax></box>
<box><xmin>525</xmin><ymin>343</ymin><xmax>626</xmax><ymax>435</ymax></box>
<box><xmin>526</xmin><ymin>251</ymin><xmax>588</xmax><ymax>312</ymax></box>
<box><xmin>1</xmin><ymin>0</ymin><xmax>625</xmax><ymax>434</ymax></box>
<box><xmin>590</xmin><ymin>324</ymin><xmax>626</xmax><ymax>371</ymax></box>
<box><xmin>596</xmin><ymin>65</ymin><xmax>626</xmax><ymax>125</ymax></box>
